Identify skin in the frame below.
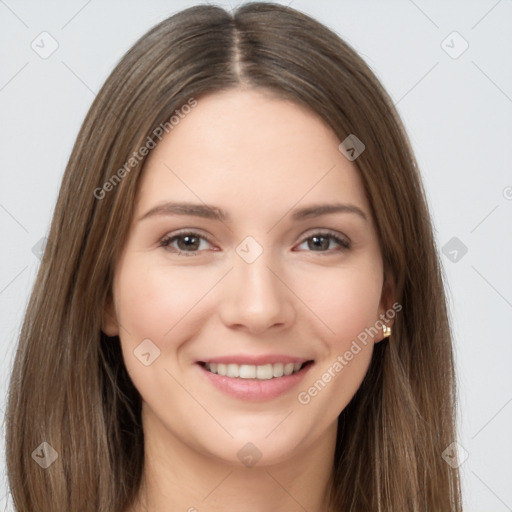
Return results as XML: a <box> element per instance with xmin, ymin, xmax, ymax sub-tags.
<box><xmin>103</xmin><ymin>88</ymin><xmax>395</xmax><ymax>512</ymax></box>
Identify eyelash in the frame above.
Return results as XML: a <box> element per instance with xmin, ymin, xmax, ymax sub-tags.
<box><xmin>158</xmin><ymin>229</ymin><xmax>351</xmax><ymax>256</ymax></box>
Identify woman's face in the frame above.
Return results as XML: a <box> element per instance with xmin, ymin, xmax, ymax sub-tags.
<box><xmin>104</xmin><ymin>88</ymin><xmax>393</xmax><ymax>467</ymax></box>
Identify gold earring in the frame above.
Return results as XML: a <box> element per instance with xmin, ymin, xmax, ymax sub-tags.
<box><xmin>382</xmin><ymin>325</ymin><xmax>392</xmax><ymax>338</ymax></box>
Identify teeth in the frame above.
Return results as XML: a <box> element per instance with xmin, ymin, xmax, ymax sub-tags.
<box><xmin>239</xmin><ymin>364</ymin><xmax>256</xmax><ymax>378</ymax></box>
<box><xmin>256</xmin><ymin>364</ymin><xmax>272</xmax><ymax>379</ymax></box>
<box><xmin>226</xmin><ymin>364</ymin><xmax>239</xmax><ymax>378</ymax></box>
<box><xmin>284</xmin><ymin>362</ymin><xmax>294</xmax><ymax>376</ymax></box>
<box><xmin>273</xmin><ymin>362</ymin><xmax>284</xmax><ymax>377</ymax></box>
<box><xmin>205</xmin><ymin>361</ymin><xmax>306</xmax><ymax>379</ymax></box>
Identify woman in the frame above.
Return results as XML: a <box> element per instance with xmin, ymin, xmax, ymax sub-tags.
<box><xmin>5</xmin><ymin>2</ymin><xmax>462</xmax><ymax>511</ymax></box>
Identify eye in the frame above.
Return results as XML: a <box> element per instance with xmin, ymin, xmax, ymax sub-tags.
<box><xmin>295</xmin><ymin>230</ymin><xmax>351</xmax><ymax>253</ymax></box>
<box><xmin>159</xmin><ymin>231</ymin><xmax>214</xmax><ymax>256</ymax></box>
<box><xmin>159</xmin><ymin>229</ymin><xmax>350</xmax><ymax>256</ymax></box>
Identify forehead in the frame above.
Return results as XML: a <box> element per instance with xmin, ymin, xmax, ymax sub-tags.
<box><xmin>136</xmin><ymin>88</ymin><xmax>372</xmax><ymax>223</ymax></box>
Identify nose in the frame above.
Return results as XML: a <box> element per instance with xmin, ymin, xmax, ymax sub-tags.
<box><xmin>218</xmin><ymin>252</ymin><xmax>296</xmax><ymax>335</ymax></box>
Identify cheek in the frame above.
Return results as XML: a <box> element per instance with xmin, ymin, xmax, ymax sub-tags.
<box><xmin>112</xmin><ymin>260</ymin><xmax>216</xmax><ymax>402</ymax></box>
<box><xmin>292</xmin><ymin>260</ymin><xmax>383</xmax><ymax>345</ymax></box>
<box><xmin>290</xmin><ymin>261</ymin><xmax>382</xmax><ymax>414</ymax></box>
<box><xmin>294</xmin><ymin>270</ymin><xmax>380</xmax><ymax>420</ymax></box>
<box><xmin>113</xmin><ymin>259</ymin><xmax>222</xmax><ymax>351</ymax></box>
<box><xmin>333</xmin><ymin>280</ymin><xmax>382</xmax><ymax>342</ymax></box>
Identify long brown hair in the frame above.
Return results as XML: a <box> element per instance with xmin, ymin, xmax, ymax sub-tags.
<box><xmin>5</xmin><ymin>3</ymin><xmax>462</xmax><ymax>510</ymax></box>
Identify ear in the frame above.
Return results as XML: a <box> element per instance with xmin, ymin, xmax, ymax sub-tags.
<box><xmin>375</xmin><ymin>272</ymin><xmax>398</xmax><ymax>343</ymax></box>
<box><xmin>102</xmin><ymin>293</ymin><xmax>119</xmax><ymax>337</ymax></box>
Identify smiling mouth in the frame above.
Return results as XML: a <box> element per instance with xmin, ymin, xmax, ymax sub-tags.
<box><xmin>198</xmin><ymin>361</ymin><xmax>314</xmax><ymax>380</ymax></box>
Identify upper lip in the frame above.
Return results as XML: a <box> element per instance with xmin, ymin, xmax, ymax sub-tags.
<box><xmin>197</xmin><ymin>354</ymin><xmax>314</xmax><ymax>365</ymax></box>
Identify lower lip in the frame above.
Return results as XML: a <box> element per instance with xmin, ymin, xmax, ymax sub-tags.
<box><xmin>196</xmin><ymin>362</ymin><xmax>314</xmax><ymax>401</ymax></box>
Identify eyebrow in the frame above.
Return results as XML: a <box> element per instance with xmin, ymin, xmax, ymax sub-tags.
<box><xmin>290</xmin><ymin>203</ymin><xmax>367</xmax><ymax>222</ymax></box>
<box><xmin>138</xmin><ymin>201</ymin><xmax>368</xmax><ymax>223</ymax></box>
<box><xmin>138</xmin><ymin>202</ymin><xmax>227</xmax><ymax>222</ymax></box>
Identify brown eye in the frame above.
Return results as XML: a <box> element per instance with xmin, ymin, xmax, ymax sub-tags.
<box><xmin>159</xmin><ymin>231</ymin><xmax>213</xmax><ymax>255</ymax></box>
<box><xmin>176</xmin><ymin>234</ymin><xmax>200</xmax><ymax>251</ymax></box>
<box><xmin>308</xmin><ymin>235</ymin><xmax>330</xmax><ymax>251</ymax></box>
<box><xmin>297</xmin><ymin>232</ymin><xmax>351</xmax><ymax>253</ymax></box>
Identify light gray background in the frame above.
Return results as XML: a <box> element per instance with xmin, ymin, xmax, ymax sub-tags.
<box><xmin>1</xmin><ymin>1</ymin><xmax>511</xmax><ymax>510</ymax></box>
